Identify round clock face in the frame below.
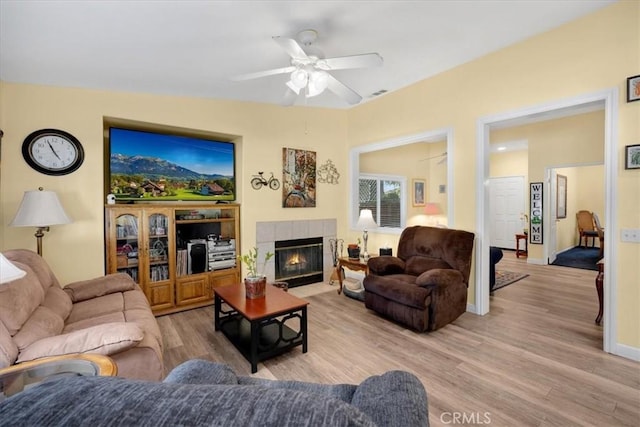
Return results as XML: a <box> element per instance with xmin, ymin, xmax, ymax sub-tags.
<box><xmin>22</xmin><ymin>129</ymin><xmax>84</xmax><ymax>175</ymax></box>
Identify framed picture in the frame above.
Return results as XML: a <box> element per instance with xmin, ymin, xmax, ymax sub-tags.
<box><xmin>412</xmin><ymin>179</ymin><xmax>425</xmax><ymax>206</ymax></box>
<box><xmin>556</xmin><ymin>174</ymin><xmax>567</xmax><ymax>219</ymax></box>
<box><xmin>627</xmin><ymin>74</ymin><xmax>640</xmax><ymax>103</ymax></box>
<box><xmin>282</xmin><ymin>147</ymin><xmax>317</xmax><ymax>207</ymax></box>
<box><xmin>625</xmin><ymin>144</ymin><xmax>640</xmax><ymax>169</ymax></box>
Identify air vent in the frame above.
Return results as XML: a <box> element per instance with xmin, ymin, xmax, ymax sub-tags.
<box><xmin>371</xmin><ymin>89</ymin><xmax>388</xmax><ymax>97</ymax></box>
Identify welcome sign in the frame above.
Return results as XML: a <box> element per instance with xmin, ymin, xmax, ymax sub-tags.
<box><xmin>529</xmin><ymin>182</ymin><xmax>543</xmax><ymax>244</ymax></box>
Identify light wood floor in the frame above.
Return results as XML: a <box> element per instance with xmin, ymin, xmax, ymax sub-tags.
<box><xmin>157</xmin><ymin>254</ymin><xmax>639</xmax><ymax>427</ymax></box>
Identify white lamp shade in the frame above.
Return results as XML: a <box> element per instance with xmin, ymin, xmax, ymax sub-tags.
<box><xmin>0</xmin><ymin>253</ymin><xmax>27</xmax><ymax>284</ymax></box>
<box><xmin>356</xmin><ymin>209</ymin><xmax>378</xmax><ymax>230</ymax></box>
<box><xmin>10</xmin><ymin>189</ymin><xmax>71</xmax><ymax>227</ymax></box>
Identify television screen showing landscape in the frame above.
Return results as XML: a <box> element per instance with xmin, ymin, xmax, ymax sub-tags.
<box><xmin>108</xmin><ymin>127</ymin><xmax>235</xmax><ymax>202</ymax></box>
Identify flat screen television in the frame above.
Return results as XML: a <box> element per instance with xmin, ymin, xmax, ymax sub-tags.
<box><xmin>106</xmin><ymin>126</ymin><xmax>235</xmax><ymax>202</ymax></box>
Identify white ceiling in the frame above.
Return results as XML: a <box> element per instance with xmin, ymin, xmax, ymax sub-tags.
<box><xmin>0</xmin><ymin>1</ymin><xmax>615</xmax><ymax>109</ymax></box>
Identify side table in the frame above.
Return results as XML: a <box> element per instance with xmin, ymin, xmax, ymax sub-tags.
<box><xmin>515</xmin><ymin>234</ymin><xmax>528</xmax><ymax>258</ymax></box>
<box><xmin>336</xmin><ymin>257</ymin><xmax>369</xmax><ymax>294</ymax></box>
<box><xmin>0</xmin><ymin>354</ymin><xmax>117</xmax><ymax>401</ymax></box>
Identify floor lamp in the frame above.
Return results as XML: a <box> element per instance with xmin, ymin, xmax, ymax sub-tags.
<box><xmin>356</xmin><ymin>209</ymin><xmax>378</xmax><ymax>260</ymax></box>
<box><xmin>10</xmin><ymin>188</ymin><xmax>72</xmax><ymax>256</ymax></box>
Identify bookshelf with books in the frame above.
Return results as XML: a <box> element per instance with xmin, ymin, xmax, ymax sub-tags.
<box><xmin>105</xmin><ymin>204</ymin><xmax>240</xmax><ymax>316</ymax></box>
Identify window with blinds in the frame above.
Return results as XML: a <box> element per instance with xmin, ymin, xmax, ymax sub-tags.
<box><xmin>358</xmin><ymin>175</ymin><xmax>405</xmax><ymax>229</ymax></box>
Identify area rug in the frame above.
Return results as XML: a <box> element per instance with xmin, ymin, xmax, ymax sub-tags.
<box><xmin>493</xmin><ymin>270</ymin><xmax>529</xmax><ymax>291</ymax></box>
<box><xmin>551</xmin><ymin>247</ymin><xmax>600</xmax><ymax>271</ymax></box>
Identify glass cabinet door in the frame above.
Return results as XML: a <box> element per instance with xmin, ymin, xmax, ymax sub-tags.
<box><xmin>114</xmin><ymin>213</ymin><xmax>140</xmax><ymax>283</ymax></box>
<box><xmin>146</xmin><ymin>213</ymin><xmax>170</xmax><ymax>283</ymax></box>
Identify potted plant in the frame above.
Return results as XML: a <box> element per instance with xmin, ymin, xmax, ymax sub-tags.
<box><xmin>239</xmin><ymin>247</ymin><xmax>274</xmax><ymax>299</ymax></box>
<box><xmin>347</xmin><ymin>238</ymin><xmax>361</xmax><ymax>259</ymax></box>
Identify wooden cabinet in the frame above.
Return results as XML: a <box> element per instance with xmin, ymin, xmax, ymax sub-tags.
<box><xmin>105</xmin><ymin>204</ymin><xmax>240</xmax><ymax>316</ymax></box>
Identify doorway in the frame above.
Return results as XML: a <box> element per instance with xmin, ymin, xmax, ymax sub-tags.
<box><xmin>475</xmin><ymin>89</ymin><xmax>618</xmax><ymax>355</ymax></box>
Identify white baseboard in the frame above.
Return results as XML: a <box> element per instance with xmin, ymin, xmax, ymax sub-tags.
<box><xmin>612</xmin><ymin>343</ymin><xmax>640</xmax><ymax>361</ymax></box>
<box><xmin>466</xmin><ymin>303</ymin><xmax>478</xmax><ymax>314</ymax></box>
<box><xmin>526</xmin><ymin>257</ymin><xmax>545</xmax><ymax>265</ymax></box>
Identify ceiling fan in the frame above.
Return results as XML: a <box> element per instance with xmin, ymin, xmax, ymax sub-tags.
<box><xmin>231</xmin><ymin>29</ymin><xmax>383</xmax><ymax>106</ymax></box>
<box><xmin>419</xmin><ymin>152</ymin><xmax>448</xmax><ymax>165</ymax></box>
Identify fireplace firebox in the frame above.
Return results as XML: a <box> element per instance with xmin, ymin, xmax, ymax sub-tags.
<box><xmin>275</xmin><ymin>237</ymin><xmax>323</xmax><ymax>287</ymax></box>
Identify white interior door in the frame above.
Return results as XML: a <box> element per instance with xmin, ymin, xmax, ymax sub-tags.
<box><xmin>489</xmin><ymin>176</ymin><xmax>525</xmax><ymax>249</ymax></box>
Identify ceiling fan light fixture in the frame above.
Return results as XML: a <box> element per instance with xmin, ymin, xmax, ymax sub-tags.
<box><xmin>286</xmin><ymin>80</ymin><xmax>301</xmax><ymax>95</ymax></box>
<box><xmin>290</xmin><ymin>69</ymin><xmax>308</xmax><ymax>89</ymax></box>
<box><xmin>307</xmin><ymin>70</ymin><xmax>329</xmax><ymax>97</ymax></box>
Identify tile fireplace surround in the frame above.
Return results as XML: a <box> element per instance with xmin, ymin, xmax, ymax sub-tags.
<box><xmin>256</xmin><ymin>219</ymin><xmax>337</xmax><ymax>285</ymax></box>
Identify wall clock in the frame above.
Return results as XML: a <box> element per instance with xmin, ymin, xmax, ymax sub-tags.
<box><xmin>22</xmin><ymin>129</ymin><xmax>84</xmax><ymax>176</ymax></box>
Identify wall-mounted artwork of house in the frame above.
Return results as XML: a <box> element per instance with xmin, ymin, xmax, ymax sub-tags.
<box><xmin>282</xmin><ymin>148</ymin><xmax>316</xmax><ymax>208</ymax></box>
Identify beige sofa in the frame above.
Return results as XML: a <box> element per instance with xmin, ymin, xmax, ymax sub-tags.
<box><xmin>0</xmin><ymin>249</ymin><xmax>163</xmax><ymax>381</ymax></box>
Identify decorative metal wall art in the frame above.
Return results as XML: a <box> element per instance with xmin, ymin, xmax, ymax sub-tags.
<box><xmin>317</xmin><ymin>159</ymin><xmax>340</xmax><ymax>184</ymax></box>
<box><xmin>250</xmin><ymin>171</ymin><xmax>280</xmax><ymax>190</ymax></box>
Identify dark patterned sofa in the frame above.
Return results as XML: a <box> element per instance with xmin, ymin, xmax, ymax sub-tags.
<box><xmin>0</xmin><ymin>359</ymin><xmax>429</xmax><ymax>426</ymax></box>
<box><xmin>363</xmin><ymin>226</ymin><xmax>475</xmax><ymax>332</ymax></box>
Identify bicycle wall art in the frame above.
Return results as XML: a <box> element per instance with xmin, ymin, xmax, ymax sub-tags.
<box><xmin>282</xmin><ymin>147</ymin><xmax>316</xmax><ymax>208</ymax></box>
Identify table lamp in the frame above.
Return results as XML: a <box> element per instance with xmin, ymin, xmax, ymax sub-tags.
<box><xmin>424</xmin><ymin>202</ymin><xmax>442</xmax><ymax>226</ymax></box>
<box><xmin>10</xmin><ymin>187</ymin><xmax>72</xmax><ymax>256</ymax></box>
<box><xmin>0</xmin><ymin>253</ymin><xmax>27</xmax><ymax>284</ymax></box>
<box><xmin>356</xmin><ymin>209</ymin><xmax>378</xmax><ymax>260</ymax></box>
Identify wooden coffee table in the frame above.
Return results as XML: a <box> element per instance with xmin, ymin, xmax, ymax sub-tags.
<box><xmin>214</xmin><ymin>283</ymin><xmax>309</xmax><ymax>373</ymax></box>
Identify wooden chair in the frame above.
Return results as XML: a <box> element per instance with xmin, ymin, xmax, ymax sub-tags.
<box><xmin>593</xmin><ymin>213</ymin><xmax>604</xmax><ymax>257</ymax></box>
<box><xmin>576</xmin><ymin>210</ymin><xmax>598</xmax><ymax>247</ymax></box>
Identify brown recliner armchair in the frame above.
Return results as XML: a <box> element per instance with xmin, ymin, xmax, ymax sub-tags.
<box><xmin>362</xmin><ymin>226</ymin><xmax>475</xmax><ymax>332</ymax></box>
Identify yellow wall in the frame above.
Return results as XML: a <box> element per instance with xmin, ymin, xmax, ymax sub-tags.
<box><xmin>346</xmin><ymin>2</ymin><xmax>639</xmax><ymax>347</ymax></box>
<box><xmin>1</xmin><ymin>2</ymin><xmax>638</xmax><ymax>348</ymax></box>
<box><xmin>490</xmin><ymin>150</ymin><xmax>528</xmax><ymax>181</ymax></box>
<box><xmin>0</xmin><ymin>85</ymin><xmax>349</xmax><ymax>284</ymax></box>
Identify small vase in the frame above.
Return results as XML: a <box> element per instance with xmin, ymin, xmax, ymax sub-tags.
<box><xmin>244</xmin><ymin>276</ymin><xmax>267</xmax><ymax>299</ymax></box>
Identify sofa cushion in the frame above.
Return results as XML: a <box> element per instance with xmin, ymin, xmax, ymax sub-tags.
<box><xmin>12</xmin><ymin>306</ymin><xmax>64</xmax><ymax>350</ymax></box>
<box><xmin>351</xmin><ymin>370</ymin><xmax>429</xmax><ymax>427</ymax></box>
<box><xmin>66</xmin><ymin>293</ymin><xmax>124</xmax><ymax>324</ymax></box>
<box><xmin>0</xmin><ymin>376</ymin><xmax>378</xmax><ymax>427</ymax></box>
<box><xmin>63</xmin><ymin>312</ymin><xmax>125</xmax><ymax>333</ymax></box>
<box><xmin>416</xmin><ymin>269</ymin><xmax>464</xmax><ymax>288</ymax></box>
<box><xmin>0</xmin><ymin>321</ymin><xmax>18</xmax><ymax>368</ymax></box>
<box><xmin>64</xmin><ymin>273</ymin><xmax>136</xmax><ymax>303</ymax></box>
<box><xmin>42</xmin><ymin>285</ymin><xmax>72</xmax><ymax>321</ymax></box>
<box><xmin>405</xmin><ymin>257</ymin><xmax>451</xmax><ymax>276</ymax></box>
<box><xmin>4</xmin><ymin>249</ymin><xmax>60</xmax><ymax>292</ymax></box>
<box><xmin>0</xmin><ymin>263</ymin><xmax>45</xmax><ymax>335</ymax></box>
<box><xmin>363</xmin><ymin>275</ymin><xmax>431</xmax><ymax>309</ymax></box>
<box><xmin>164</xmin><ymin>359</ymin><xmax>239</xmax><ymax>385</ymax></box>
<box><xmin>16</xmin><ymin>322</ymin><xmax>144</xmax><ymax>363</ymax></box>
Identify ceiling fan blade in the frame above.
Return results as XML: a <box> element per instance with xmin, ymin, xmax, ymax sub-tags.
<box><xmin>326</xmin><ymin>74</ymin><xmax>362</xmax><ymax>105</ymax></box>
<box><xmin>272</xmin><ymin>36</ymin><xmax>309</xmax><ymax>60</ymax></box>
<box><xmin>319</xmin><ymin>53</ymin><xmax>383</xmax><ymax>70</ymax></box>
<box><xmin>230</xmin><ymin>66</ymin><xmax>295</xmax><ymax>81</ymax></box>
